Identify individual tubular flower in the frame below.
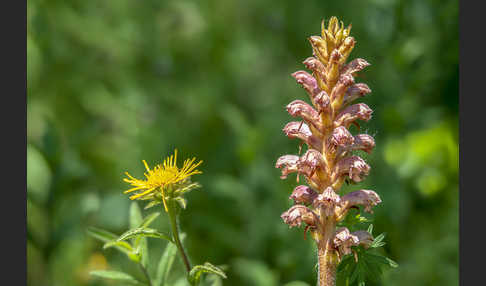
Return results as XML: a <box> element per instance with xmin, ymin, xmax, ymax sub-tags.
<box><xmin>123</xmin><ymin>149</ymin><xmax>203</xmax><ymax>212</ymax></box>
<box><xmin>340</xmin><ymin>189</ymin><xmax>382</xmax><ymax>214</ymax></box>
<box><xmin>275</xmin><ymin>155</ymin><xmax>300</xmax><ymax>179</ymax></box>
<box><xmin>275</xmin><ymin>17</ymin><xmax>383</xmax><ymax>286</ymax></box>
<box><xmin>281</xmin><ymin>205</ymin><xmax>319</xmax><ymax>228</ymax></box>
<box><xmin>334</xmin><ymin>155</ymin><xmax>370</xmax><ymax>183</ymax></box>
<box><xmin>290</xmin><ymin>185</ymin><xmax>319</xmax><ymax>205</ymax></box>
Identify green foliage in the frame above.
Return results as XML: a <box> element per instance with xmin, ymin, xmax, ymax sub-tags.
<box><xmin>337</xmin><ymin>225</ymin><xmax>398</xmax><ymax>286</ymax></box>
<box><xmin>188</xmin><ymin>262</ymin><xmax>227</xmax><ymax>286</ymax></box>
<box><xmin>154</xmin><ymin>238</ymin><xmax>179</xmax><ymax>286</ymax></box>
<box><xmin>90</xmin><ymin>270</ymin><xmax>144</xmax><ymax>285</ymax></box>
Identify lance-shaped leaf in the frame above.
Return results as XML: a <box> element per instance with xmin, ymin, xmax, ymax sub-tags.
<box><xmin>188</xmin><ymin>262</ymin><xmax>227</xmax><ymax>286</ymax></box>
<box><xmin>286</xmin><ymin>100</ymin><xmax>322</xmax><ymax>130</ymax></box>
<box><xmin>90</xmin><ymin>270</ymin><xmax>143</xmax><ymax>285</ymax></box>
<box><xmin>283</xmin><ymin>121</ymin><xmax>322</xmax><ymax>150</ymax></box>
<box><xmin>313</xmin><ymin>187</ymin><xmax>341</xmax><ymax>217</ymax></box>
<box><xmin>340</xmin><ymin>58</ymin><xmax>370</xmax><ymax>76</ymax></box>
<box><xmin>340</xmin><ymin>189</ymin><xmax>382</xmax><ymax>213</ymax></box>
<box><xmin>335</xmin><ymin>155</ymin><xmax>370</xmax><ymax>183</ymax></box>
<box><xmin>289</xmin><ymin>185</ymin><xmax>318</xmax><ymax>205</ymax></box>
<box><xmin>154</xmin><ymin>241</ymin><xmax>178</xmax><ymax>286</ymax></box>
<box><xmin>275</xmin><ymin>155</ymin><xmax>300</xmax><ymax>179</ymax></box>
<box><xmin>291</xmin><ymin>71</ymin><xmax>321</xmax><ymax>98</ymax></box>
<box><xmin>281</xmin><ymin>205</ymin><xmax>319</xmax><ymax>228</ymax></box>
<box><xmin>87</xmin><ymin>227</ymin><xmax>135</xmax><ymax>257</ymax></box>
<box><xmin>129</xmin><ymin>202</ymin><xmax>149</xmax><ymax>267</ymax></box>
<box><xmin>334</xmin><ymin>103</ymin><xmax>373</xmax><ymax>128</ymax></box>
<box><xmin>117</xmin><ymin>227</ymin><xmax>173</xmax><ymax>243</ymax></box>
<box><xmin>297</xmin><ymin>149</ymin><xmax>326</xmax><ymax>178</ymax></box>
<box><xmin>342</xmin><ymin>83</ymin><xmax>371</xmax><ymax>106</ymax></box>
<box><xmin>139</xmin><ymin>212</ymin><xmax>161</xmax><ymax>228</ymax></box>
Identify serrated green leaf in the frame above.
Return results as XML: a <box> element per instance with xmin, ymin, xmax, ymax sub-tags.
<box><xmin>139</xmin><ymin>212</ymin><xmax>161</xmax><ymax>228</ymax></box>
<box><xmin>90</xmin><ymin>270</ymin><xmax>143</xmax><ymax>285</ymax></box>
<box><xmin>118</xmin><ymin>227</ymin><xmax>173</xmax><ymax>243</ymax></box>
<box><xmin>154</xmin><ymin>241</ymin><xmax>178</xmax><ymax>286</ymax></box>
<box><xmin>188</xmin><ymin>262</ymin><xmax>227</xmax><ymax>286</ymax></box>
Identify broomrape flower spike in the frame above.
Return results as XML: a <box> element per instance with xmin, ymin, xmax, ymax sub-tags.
<box><xmin>123</xmin><ymin>149</ymin><xmax>203</xmax><ymax>212</ymax></box>
<box><xmin>276</xmin><ymin>17</ymin><xmax>384</xmax><ymax>286</ymax></box>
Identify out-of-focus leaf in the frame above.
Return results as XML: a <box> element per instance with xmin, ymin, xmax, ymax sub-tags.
<box><xmin>139</xmin><ymin>212</ymin><xmax>161</xmax><ymax>228</ymax></box>
<box><xmin>130</xmin><ymin>202</ymin><xmax>149</xmax><ymax>267</ymax></box>
<box><xmin>90</xmin><ymin>270</ymin><xmax>144</xmax><ymax>285</ymax></box>
<box><xmin>154</xmin><ymin>241</ymin><xmax>178</xmax><ymax>286</ymax></box>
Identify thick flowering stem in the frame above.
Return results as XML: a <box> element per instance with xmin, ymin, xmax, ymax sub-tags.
<box><xmin>317</xmin><ymin>218</ymin><xmax>338</xmax><ymax>286</ymax></box>
<box><xmin>167</xmin><ymin>200</ymin><xmax>192</xmax><ymax>273</ymax></box>
<box><xmin>277</xmin><ymin>16</ymin><xmax>382</xmax><ymax>286</ymax></box>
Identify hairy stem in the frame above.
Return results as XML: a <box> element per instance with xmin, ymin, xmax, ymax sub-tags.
<box><xmin>139</xmin><ymin>263</ymin><xmax>153</xmax><ymax>286</ymax></box>
<box><xmin>167</xmin><ymin>201</ymin><xmax>192</xmax><ymax>273</ymax></box>
<box><xmin>317</xmin><ymin>217</ymin><xmax>338</xmax><ymax>286</ymax></box>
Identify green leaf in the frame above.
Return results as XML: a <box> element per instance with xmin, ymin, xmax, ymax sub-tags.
<box><xmin>154</xmin><ymin>241</ymin><xmax>178</xmax><ymax>286</ymax></box>
<box><xmin>367</xmin><ymin>224</ymin><xmax>373</xmax><ymax>235</ymax></box>
<box><xmin>88</xmin><ymin>227</ymin><xmax>135</xmax><ymax>258</ymax></box>
<box><xmin>87</xmin><ymin>227</ymin><xmax>118</xmax><ymax>243</ymax></box>
<box><xmin>130</xmin><ymin>202</ymin><xmax>144</xmax><ymax>229</ymax></box>
<box><xmin>144</xmin><ymin>200</ymin><xmax>162</xmax><ymax>210</ymax></box>
<box><xmin>370</xmin><ymin>233</ymin><xmax>386</xmax><ymax>248</ymax></box>
<box><xmin>175</xmin><ymin>197</ymin><xmax>187</xmax><ymax>209</ymax></box>
<box><xmin>139</xmin><ymin>212</ymin><xmax>161</xmax><ymax>228</ymax></box>
<box><xmin>188</xmin><ymin>262</ymin><xmax>227</xmax><ymax>286</ymax></box>
<box><xmin>173</xmin><ymin>182</ymin><xmax>201</xmax><ymax>197</ymax></box>
<box><xmin>117</xmin><ymin>227</ymin><xmax>173</xmax><ymax>243</ymax></box>
<box><xmin>90</xmin><ymin>270</ymin><xmax>143</xmax><ymax>285</ymax></box>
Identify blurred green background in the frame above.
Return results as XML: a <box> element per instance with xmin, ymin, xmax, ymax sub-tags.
<box><xmin>27</xmin><ymin>0</ymin><xmax>458</xmax><ymax>285</ymax></box>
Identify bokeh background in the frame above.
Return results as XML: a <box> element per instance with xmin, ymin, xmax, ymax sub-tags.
<box><xmin>27</xmin><ymin>0</ymin><xmax>458</xmax><ymax>285</ymax></box>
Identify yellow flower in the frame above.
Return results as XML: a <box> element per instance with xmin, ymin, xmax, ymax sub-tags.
<box><xmin>123</xmin><ymin>149</ymin><xmax>203</xmax><ymax>211</ymax></box>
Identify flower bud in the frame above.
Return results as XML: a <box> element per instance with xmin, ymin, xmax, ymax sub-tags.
<box><xmin>298</xmin><ymin>149</ymin><xmax>326</xmax><ymax>177</ymax></box>
<box><xmin>303</xmin><ymin>57</ymin><xmax>326</xmax><ymax>75</ymax></box>
<box><xmin>341</xmin><ymin>58</ymin><xmax>370</xmax><ymax>76</ymax></box>
<box><xmin>342</xmin><ymin>83</ymin><xmax>371</xmax><ymax>106</ymax></box>
<box><xmin>286</xmin><ymin>100</ymin><xmax>322</xmax><ymax>129</ymax></box>
<box><xmin>276</xmin><ymin>155</ymin><xmax>300</xmax><ymax>179</ymax></box>
<box><xmin>335</xmin><ymin>155</ymin><xmax>370</xmax><ymax>182</ymax></box>
<box><xmin>313</xmin><ymin>187</ymin><xmax>341</xmax><ymax>217</ymax></box>
<box><xmin>281</xmin><ymin>205</ymin><xmax>318</xmax><ymax>228</ymax></box>
<box><xmin>334</xmin><ymin>103</ymin><xmax>373</xmax><ymax>128</ymax></box>
<box><xmin>291</xmin><ymin>71</ymin><xmax>321</xmax><ymax>99</ymax></box>
<box><xmin>290</xmin><ymin>185</ymin><xmax>318</xmax><ymax>204</ymax></box>
<box><xmin>352</xmin><ymin>134</ymin><xmax>375</xmax><ymax>154</ymax></box>
<box><xmin>340</xmin><ymin>189</ymin><xmax>381</xmax><ymax>213</ymax></box>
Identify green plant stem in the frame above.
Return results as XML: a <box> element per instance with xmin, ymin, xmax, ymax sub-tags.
<box><xmin>139</xmin><ymin>263</ymin><xmax>152</xmax><ymax>286</ymax></box>
<box><xmin>167</xmin><ymin>201</ymin><xmax>192</xmax><ymax>273</ymax></box>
